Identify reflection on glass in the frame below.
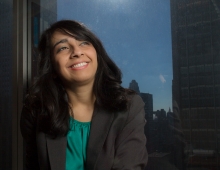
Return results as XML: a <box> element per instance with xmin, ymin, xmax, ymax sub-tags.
<box><xmin>30</xmin><ymin>0</ymin><xmax>57</xmax><ymax>79</ymax></box>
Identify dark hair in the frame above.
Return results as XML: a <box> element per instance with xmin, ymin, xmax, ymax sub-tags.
<box><xmin>27</xmin><ymin>20</ymin><xmax>135</xmax><ymax>137</ymax></box>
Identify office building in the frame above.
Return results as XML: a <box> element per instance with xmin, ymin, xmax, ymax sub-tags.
<box><xmin>129</xmin><ymin>79</ymin><xmax>140</xmax><ymax>93</ymax></box>
<box><xmin>171</xmin><ymin>0</ymin><xmax>220</xmax><ymax>156</ymax></box>
<box><xmin>129</xmin><ymin>80</ymin><xmax>154</xmax><ymax>153</ymax></box>
<box><xmin>140</xmin><ymin>92</ymin><xmax>154</xmax><ymax>153</ymax></box>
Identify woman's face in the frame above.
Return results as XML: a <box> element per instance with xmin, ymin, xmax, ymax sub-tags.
<box><xmin>51</xmin><ymin>31</ymin><xmax>98</xmax><ymax>87</ymax></box>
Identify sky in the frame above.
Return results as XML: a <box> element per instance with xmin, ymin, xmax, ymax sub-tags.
<box><xmin>57</xmin><ymin>0</ymin><xmax>172</xmax><ymax>111</ymax></box>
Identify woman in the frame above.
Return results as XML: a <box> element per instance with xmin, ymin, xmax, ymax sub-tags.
<box><xmin>20</xmin><ymin>20</ymin><xmax>148</xmax><ymax>170</ymax></box>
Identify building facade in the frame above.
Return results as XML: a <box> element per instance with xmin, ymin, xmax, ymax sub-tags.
<box><xmin>171</xmin><ymin>0</ymin><xmax>220</xmax><ymax>166</ymax></box>
<box><xmin>129</xmin><ymin>79</ymin><xmax>140</xmax><ymax>93</ymax></box>
<box><xmin>128</xmin><ymin>80</ymin><xmax>154</xmax><ymax>153</ymax></box>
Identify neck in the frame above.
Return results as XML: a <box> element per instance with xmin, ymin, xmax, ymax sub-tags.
<box><xmin>65</xmin><ymin>83</ymin><xmax>95</xmax><ymax>108</ymax></box>
<box><xmin>65</xmin><ymin>84</ymin><xmax>96</xmax><ymax>122</ymax></box>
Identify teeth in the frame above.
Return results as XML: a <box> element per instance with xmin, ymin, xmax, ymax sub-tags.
<box><xmin>72</xmin><ymin>62</ymin><xmax>87</xmax><ymax>68</ymax></box>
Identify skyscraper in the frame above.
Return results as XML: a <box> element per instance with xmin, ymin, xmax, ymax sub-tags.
<box><xmin>171</xmin><ymin>0</ymin><xmax>220</xmax><ymax>158</ymax></box>
<box><xmin>140</xmin><ymin>93</ymin><xmax>154</xmax><ymax>153</ymax></box>
<box><xmin>128</xmin><ymin>80</ymin><xmax>154</xmax><ymax>152</ymax></box>
<box><xmin>129</xmin><ymin>80</ymin><xmax>140</xmax><ymax>93</ymax></box>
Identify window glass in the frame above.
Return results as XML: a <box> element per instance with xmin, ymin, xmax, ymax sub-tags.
<box><xmin>0</xmin><ymin>0</ymin><xmax>13</xmax><ymax>169</ymax></box>
<box><xmin>29</xmin><ymin>0</ymin><xmax>220</xmax><ymax>169</ymax></box>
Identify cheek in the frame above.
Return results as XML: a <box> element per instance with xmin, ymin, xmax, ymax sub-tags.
<box><xmin>53</xmin><ymin>59</ymin><xmax>65</xmax><ymax>74</ymax></box>
<box><xmin>94</xmin><ymin>51</ymin><xmax>98</xmax><ymax>66</ymax></box>
<box><xmin>55</xmin><ymin>56</ymin><xmax>67</xmax><ymax>66</ymax></box>
<box><xmin>94</xmin><ymin>57</ymin><xmax>98</xmax><ymax>72</ymax></box>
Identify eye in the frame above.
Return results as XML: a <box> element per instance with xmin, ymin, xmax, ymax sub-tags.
<box><xmin>80</xmin><ymin>41</ymin><xmax>90</xmax><ymax>46</ymax></box>
<box><xmin>57</xmin><ymin>46</ymin><xmax>69</xmax><ymax>53</ymax></box>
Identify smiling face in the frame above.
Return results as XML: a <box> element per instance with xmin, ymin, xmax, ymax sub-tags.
<box><xmin>51</xmin><ymin>30</ymin><xmax>98</xmax><ymax>88</ymax></box>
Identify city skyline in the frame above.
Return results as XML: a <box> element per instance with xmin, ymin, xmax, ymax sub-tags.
<box><xmin>57</xmin><ymin>0</ymin><xmax>172</xmax><ymax>112</ymax></box>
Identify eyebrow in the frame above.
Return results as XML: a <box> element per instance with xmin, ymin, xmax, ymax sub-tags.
<box><xmin>52</xmin><ymin>39</ymin><xmax>68</xmax><ymax>49</ymax></box>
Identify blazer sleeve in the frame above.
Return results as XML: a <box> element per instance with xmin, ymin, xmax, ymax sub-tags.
<box><xmin>20</xmin><ymin>100</ymin><xmax>40</xmax><ymax>170</ymax></box>
<box><xmin>112</xmin><ymin>95</ymin><xmax>148</xmax><ymax>170</ymax></box>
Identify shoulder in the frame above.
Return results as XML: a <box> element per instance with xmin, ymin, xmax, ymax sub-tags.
<box><xmin>128</xmin><ymin>94</ymin><xmax>145</xmax><ymax>110</ymax></box>
<box><xmin>112</xmin><ymin>94</ymin><xmax>145</xmax><ymax>127</ymax></box>
<box><xmin>126</xmin><ymin>94</ymin><xmax>145</xmax><ymax>118</ymax></box>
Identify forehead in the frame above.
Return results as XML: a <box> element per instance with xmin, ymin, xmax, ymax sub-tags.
<box><xmin>51</xmin><ymin>31</ymin><xmax>72</xmax><ymax>42</ymax></box>
<box><xmin>51</xmin><ymin>29</ymin><xmax>88</xmax><ymax>45</ymax></box>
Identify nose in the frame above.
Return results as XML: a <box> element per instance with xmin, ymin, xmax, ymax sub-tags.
<box><xmin>70</xmin><ymin>46</ymin><xmax>83</xmax><ymax>58</ymax></box>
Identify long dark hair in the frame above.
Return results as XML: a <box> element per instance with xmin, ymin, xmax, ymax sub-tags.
<box><xmin>26</xmin><ymin>20</ymin><xmax>135</xmax><ymax>137</ymax></box>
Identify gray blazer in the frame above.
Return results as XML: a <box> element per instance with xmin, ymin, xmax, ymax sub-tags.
<box><xmin>20</xmin><ymin>94</ymin><xmax>148</xmax><ymax>170</ymax></box>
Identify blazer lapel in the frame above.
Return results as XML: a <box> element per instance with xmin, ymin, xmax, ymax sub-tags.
<box><xmin>46</xmin><ymin>135</ymin><xmax>67</xmax><ymax>170</ymax></box>
<box><xmin>86</xmin><ymin>106</ymin><xmax>114</xmax><ymax>169</ymax></box>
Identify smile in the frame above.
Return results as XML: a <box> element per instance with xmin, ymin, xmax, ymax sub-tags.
<box><xmin>71</xmin><ymin>62</ymin><xmax>88</xmax><ymax>68</ymax></box>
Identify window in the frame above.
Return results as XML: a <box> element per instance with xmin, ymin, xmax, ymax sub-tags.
<box><xmin>3</xmin><ymin>0</ymin><xmax>219</xmax><ymax>169</ymax></box>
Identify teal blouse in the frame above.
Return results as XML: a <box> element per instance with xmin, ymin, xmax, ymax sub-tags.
<box><xmin>65</xmin><ymin>117</ymin><xmax>91</xmax><ymax>170</ymax></box>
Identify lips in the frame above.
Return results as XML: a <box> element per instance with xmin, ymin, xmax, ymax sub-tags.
<box><xmin>69</xmin><ymin>62</ymin><xmax>88</xmax><ymax>69</ymax></box>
